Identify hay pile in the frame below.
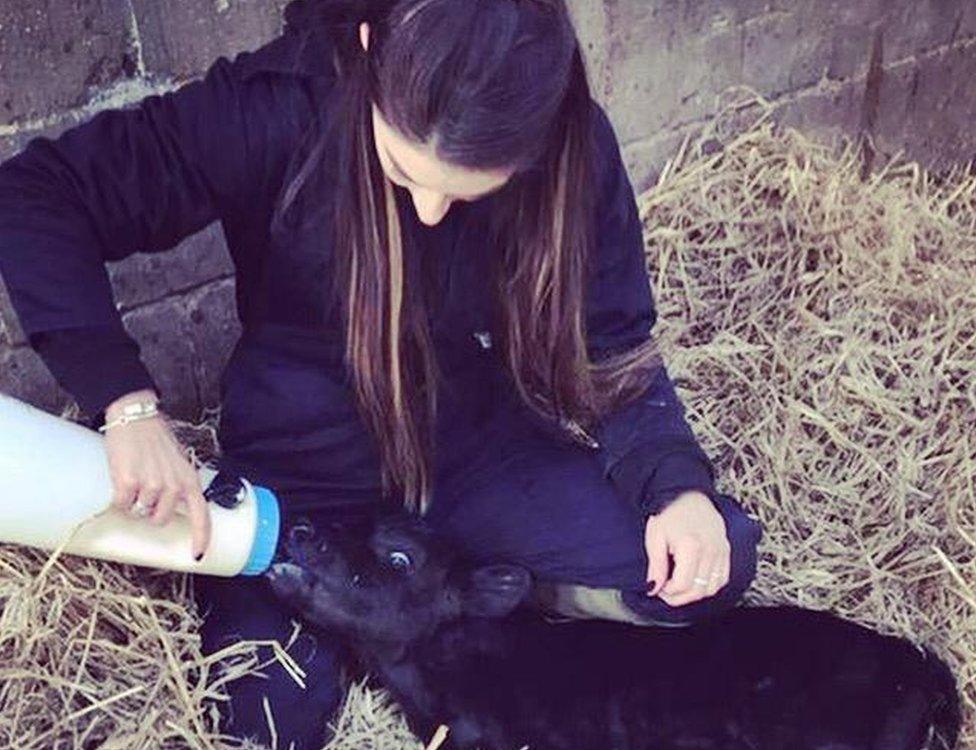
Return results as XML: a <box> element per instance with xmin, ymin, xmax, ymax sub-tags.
<box><xmin>642</xmin><ymin>91</ymin><xmax>976</xmax><ymax>746</ymax></box>
<box><xmin>1</xmin><ymin>92</ymin><xmax>974</xmax><ymax>748</ymax></box>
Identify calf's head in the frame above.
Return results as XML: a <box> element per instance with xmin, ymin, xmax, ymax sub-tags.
<box><xmin>265</xmin><ymin>513</ymin><xmax>532</xmax><ymax>652</ymax></box>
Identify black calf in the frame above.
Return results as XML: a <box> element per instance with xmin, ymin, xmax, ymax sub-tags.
<box><xmin>266</xmin><ymin>513</ymin><xmax>960</xmax><ymax>750</ymax></box>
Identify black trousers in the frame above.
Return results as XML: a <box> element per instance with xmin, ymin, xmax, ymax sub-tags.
<box><xmin>193</xmin><ymin>386</ymin><xmax>763</xmax><ymax>748</ymax></box>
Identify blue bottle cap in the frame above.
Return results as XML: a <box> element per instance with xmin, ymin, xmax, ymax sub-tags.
<box><xmin>240</xmin><ymin>483</ymin><xmax>281</xmax><ymax>576</ymax></box>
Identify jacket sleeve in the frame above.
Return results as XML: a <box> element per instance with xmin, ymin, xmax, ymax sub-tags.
<box><xmin>0</xmin><ymin>32</ymin><xmax>316</xmax><ymax>419</ymax></box>
<box><xmin>585</xmin><ymin>103</ymin><xmax>718</xmax><ymax>518</ymax></box>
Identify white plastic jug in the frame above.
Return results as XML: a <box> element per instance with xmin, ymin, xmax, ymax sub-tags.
<box><xmin>0</xmin><ymin>391</ymin><xmax>279</xmax><ymax>576</ymax></box>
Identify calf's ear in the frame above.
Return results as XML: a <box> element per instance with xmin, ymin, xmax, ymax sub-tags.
<box><xmin>462</xmin><ymin>564</ymin><xmax>532</xmax><ymax>618</ymax></box>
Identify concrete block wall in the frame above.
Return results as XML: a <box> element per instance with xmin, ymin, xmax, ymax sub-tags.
<box><xmin>1</xmin><ymin>0</ymin><xmax>974</xmax><ymax>419</ymax></box>
<box><xmin>573</xmin><ymin>1</ymin><xmax>976</xmax><ymax>190</ymax></box>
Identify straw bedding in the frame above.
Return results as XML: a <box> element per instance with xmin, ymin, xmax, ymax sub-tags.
<box><xmin>0</xmin><ymin>92</ymin><xmax>973</xmax><ymax>749</ymax></box>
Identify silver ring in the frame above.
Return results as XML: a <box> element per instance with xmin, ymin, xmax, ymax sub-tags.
<box><xmin>693</xmin><ymin>576</ymin><xmax>709</xmax><ymax>587</ymax></box>
<box><xmin>131</xmin><ymin>501</ymin><xmax>151</xmax><ymax>517</ymax></box>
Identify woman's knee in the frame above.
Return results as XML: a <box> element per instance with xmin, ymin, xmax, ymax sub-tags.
<box><xmin>621</xmin><ymin>492</ymin><xmax>763</xmax><ymax>626</ymax></box>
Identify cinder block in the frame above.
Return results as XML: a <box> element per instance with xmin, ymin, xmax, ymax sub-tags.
<box><xmin>0</xmin><ymin>0</ymin><xmax>135</xmax><ymax>127</ymax></box>
<box><xmin>606</xmin><ymin>1</ymin><xmax>788</xmax><ymax>41</ymax></box>
<box><xmin>825</xmin><ymin>24</ymin><xmax>876</xmax><ymax>81</ymax></box>
<box><xmin>118</xmin><ymin>276</ymin><xmax>241</xmax><ymax>419</ymax></box>
<box><xmin>873</xmin><ymin>43</ymin><xmax>976</xmax><ymax>170</ymax></box>
<box><xmin>774</xmin><ymin>80</ymin><xmax>864</xmax><ymax>149</ymax></box>
<box><xmin>183</xmin><ymin>277</ymin><xmax>241</xmax><ymax>408</ymax></box>
<box><xmin>738</xmin><ymin>10</ymin><xmax>833</xmax><ymax>97</ymax></box>
<box><xmin>107</xmin><ymin>223</ymin><xmax>235</xmax><ymax>312</ymax></box>
<box><xmin>130</xmin><ymin>0</ymin><xmax>290</xmax><ymax>81</ymax></box>
<box><xmin>567</xmin><ymin>0</ymin><xmax>611</xmax><ymax>104</ymax></box>
<box><xmin>881</xmin><ymin>1</ymin><xmax>976</xmax><ymax>64</ymax></box>
<box><xmin>121</xmin><ymin>294</ymin><xmax>199</xmax><ymax>418</ymax></box>
<box><xmin>598</xmin><ymin>2</ymin><xmax>808</xmax><ymax>145</ymax></box>
<box><xmin>0</xmin><ymin>275</ymin><xmax>27</xmax><ymax>347</ymax></box>
<box><xmin>621</xmin><ymin>129</ymin><xmax>689</xmax><ymax>194</ymax></box>
<box><xmin>0</xmin><ymin>114</ymin><xmax>67</xmax><ymax>166</ymax></box>
<box><xmin>0</xmin><ymin>344</ymin><xmax>69</xmax><ymax>414</ymax></box>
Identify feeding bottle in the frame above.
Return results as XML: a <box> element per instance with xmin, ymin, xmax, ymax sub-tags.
<box><xmin>0</xmin><ymin>392</ymin><xmax>279</xmax><ymax>576</ymax></box>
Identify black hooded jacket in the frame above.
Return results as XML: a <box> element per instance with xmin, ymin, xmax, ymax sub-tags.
<box><xmin>0</xmin><ymin>4</ymin><xmax>717</xmax><ymax>516</ymax></box>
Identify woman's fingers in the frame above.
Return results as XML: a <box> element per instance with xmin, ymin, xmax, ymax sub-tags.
<box><xmin>145</xmin><ymin>464</ymin><xmax>212</xmax><ymax>561</ymax></box>
<box><xmin>643</xmin><ymin>518</ymin><xmax>670</xmax><ymax>597</ymax></box>
<box><xmin>150</xmin><ymin>482</ymin><xmax>181</xmax><ymax>526</ymax></box>
<box><xmin>661</xmin><ymin>547</ymin><xmax>715</xmax><ymax>606</ymax></box>
<box><xmin>183</xmin><ymin>486</ymin><xmax>213</xmax><ymax>561</ymax></box>
<box><xmin>133</xmin><ymin>478</ymin><xmax>163</xmax><ymax>520</ymax></box>
<box><xmin>110</xmin><ymin>472</ymin><xmax>139</xmax><ymax>512</ymax></box>
<box><xmin>660</xmin><ymin>538</ymin><xmax>731</xmax><ymax>605</ymax></box>
<box><xmin>659</xmin><ymin>536</ymin><xmax>703</xmax><ymax>599</ymax></box>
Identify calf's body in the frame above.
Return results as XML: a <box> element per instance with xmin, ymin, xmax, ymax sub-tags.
<box><xmin>267</xmin><ymin>514</ymin><xmax>960</xmax><ymax>750</ymax></box>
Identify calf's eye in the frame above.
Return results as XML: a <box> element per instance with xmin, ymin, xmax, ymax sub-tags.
<box><xmin>388</xmin><ymin>550</ymin><xmax>413</xmax><ymax>570</ymax></box>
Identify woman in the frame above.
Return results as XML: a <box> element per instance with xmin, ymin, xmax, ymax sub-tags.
<box><xmin>0</xmin><ymin>0</ymin><xmax>762</xmax><ymax>746</ymax></box>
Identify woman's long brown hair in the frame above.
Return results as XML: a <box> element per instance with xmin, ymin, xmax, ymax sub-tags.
<box><xmin>275</xmin><ymin>0</ymin><xmax>665</xmax><ymax>513</ymax></box>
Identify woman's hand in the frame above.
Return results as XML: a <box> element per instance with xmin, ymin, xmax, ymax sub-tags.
<box><xmin>103</xmin><ymin>389</ymin><xmax>212</xmax><ymax>560</ymax></box>
<box><xmin>644</xmin><ymin>490</ymin><xmax>730</xmax><ymax>607</ymax></box>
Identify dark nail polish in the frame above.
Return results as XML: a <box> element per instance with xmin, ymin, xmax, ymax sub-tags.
<box><xmin>646</xmin><ymin>580</ymin><xmax>657</xmax><ymax>592</ymax></box>
<box><xmin>194</xmin><ymin>552</ymin><xmax>203</xmax><ymax>562</ymax></box>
